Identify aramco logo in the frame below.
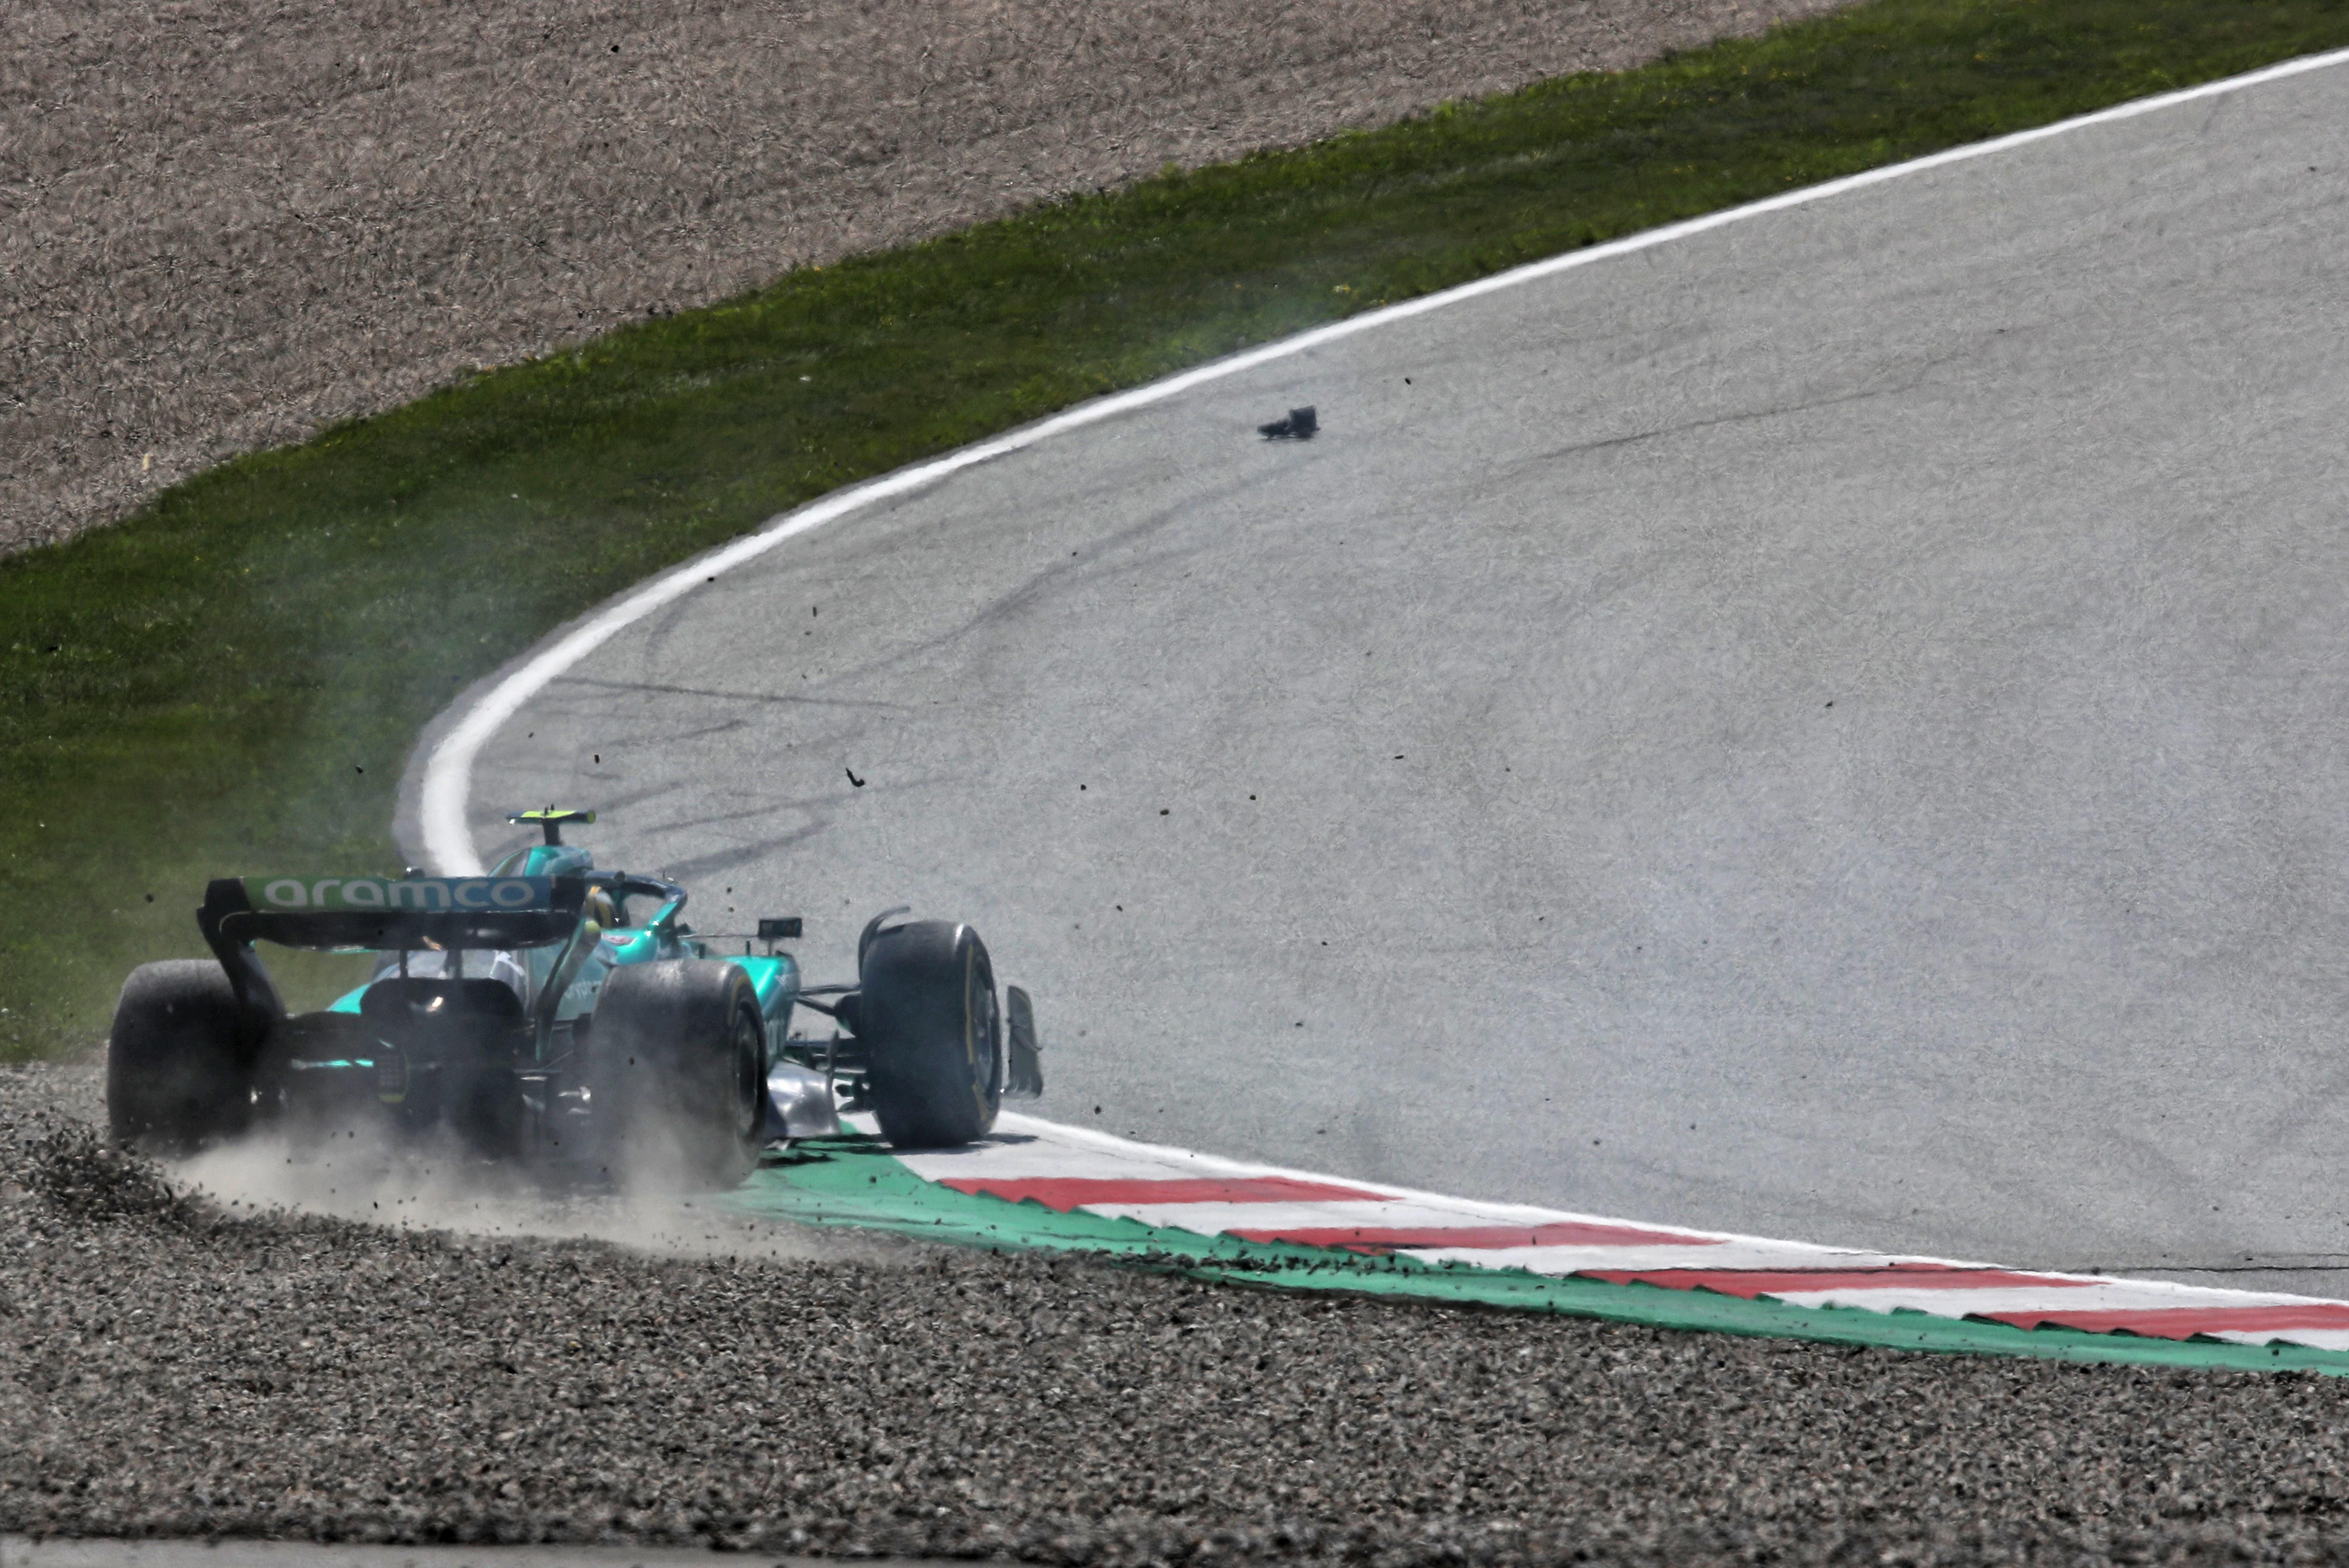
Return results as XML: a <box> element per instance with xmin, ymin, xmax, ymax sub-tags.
<box><xmin>246</xmin><ymin>877</ymin><xmax>549</xmax><ymax>912</ymax></box>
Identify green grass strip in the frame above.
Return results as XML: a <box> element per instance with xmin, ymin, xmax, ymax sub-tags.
<box><xmin>721</xmin><ymin>1138</ymin><xmax>2349</xmax><ymax>1374</ymax></box>
<box><xmin>10</xmin><ymin>0</ymin><xmax>2349</xmax><ymax>1059</ymax></box>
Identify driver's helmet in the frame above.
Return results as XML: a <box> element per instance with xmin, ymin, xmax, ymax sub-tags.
<box><xmin>584</xmin><ymin>886</ymin><xmax>622</xmax><ymax>929</ymax></box>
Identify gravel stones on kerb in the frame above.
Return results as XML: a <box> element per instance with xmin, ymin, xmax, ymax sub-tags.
<box><xmin>0</xmin><ymin>0</ymin><xmax>1854</xmax><ymax>558</ymax></box>
<box><xmin>10</xmin><ymin>1063</ymin><xmax>2349</xmax><ymax>1565</ymax></box>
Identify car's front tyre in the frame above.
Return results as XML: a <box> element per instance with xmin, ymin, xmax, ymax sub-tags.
<box><xmin>859</xmin><ymin>919</ymin><xmax>1002</xmax><ymax>1149</ymax></box>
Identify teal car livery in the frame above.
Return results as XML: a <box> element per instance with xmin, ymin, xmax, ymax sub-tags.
<box><xmin>107</xmin><ymin>808</ymin><xmax>1042</xmax><ymax>1183</ymax></box>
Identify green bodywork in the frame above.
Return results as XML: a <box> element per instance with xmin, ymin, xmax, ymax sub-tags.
<box><xmin>312</xmin><ymin>838</ymin><xmax>802</xmax><ymax>1047</ymax></box>
<box><xmin>193</xmin><ymin>829</ymin><xmax>811</xmax><ymax>1148</ymax></box>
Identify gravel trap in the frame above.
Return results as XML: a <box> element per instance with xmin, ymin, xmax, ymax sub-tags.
<box><xmin>10</xmin><ymin>1063</ymin><xmax>2349</xmax><ymax>1564</ymax></box>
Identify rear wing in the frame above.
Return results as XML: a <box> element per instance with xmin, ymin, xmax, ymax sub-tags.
<box><xmin>200</xmin><ymin>875</ymin><xmax>588</xmax><ymax>955</ymax></box>
<box><xmin>193</xmin><ymin>874</ymin><xmax>593</xmax><ymax>1046</ymax></box>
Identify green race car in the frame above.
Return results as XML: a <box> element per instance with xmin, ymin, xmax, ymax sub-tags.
<box><xmin>106</xmin><ymin>808</ymin><xmax>1042</xmax><ymax>1184</ymax></box>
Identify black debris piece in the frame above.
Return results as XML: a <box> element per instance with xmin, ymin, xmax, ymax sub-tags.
<box><xmin>1257</xmin><ymin>405</ymin><xmax>1318</xmax><ymax>440</ymax></box>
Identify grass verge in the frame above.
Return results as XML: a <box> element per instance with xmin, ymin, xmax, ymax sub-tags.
<box><xmin>8</xmin><ymin>0</ymin><xmax>2349</xmax><ymax>1061</ymax></box>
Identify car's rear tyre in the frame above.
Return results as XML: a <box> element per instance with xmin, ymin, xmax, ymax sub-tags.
<box><xmin>859</xmin><ymin>919</ymin><xmax>1001</xmax><ymax>1149</ymax></box>
<box><xmin>593</xmin><ymin>960</ymin><xmax>765</xmax><ymax>1189</ymax></box>
<box><xmin>107</xmin><ymin>960</ymin><xmax>254</xmax><ymax>1155</ymax></box>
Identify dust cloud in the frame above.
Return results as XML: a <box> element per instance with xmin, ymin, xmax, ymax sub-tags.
<box><xmin>168</xmin><ymin>1121</ymin><xmax>869</xmax><ymax>1265</ymax></box>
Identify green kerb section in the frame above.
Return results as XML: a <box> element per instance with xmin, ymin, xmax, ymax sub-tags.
<box><xmin>719</xmin><ymin>1138</ymin><xmax>2349</xmax><ymax>1376</ymax></box>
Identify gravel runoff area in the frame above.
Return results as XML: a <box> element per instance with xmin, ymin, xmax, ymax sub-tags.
<box><xmin>1</xmin><ymin>0</ymin><xmax>1855</xmax><ymax>558</ymax></box>
<box><xmin>10</xmin><ymin>1065</ymin><xmax>2349</xmax><ymax>1564</ymax></box>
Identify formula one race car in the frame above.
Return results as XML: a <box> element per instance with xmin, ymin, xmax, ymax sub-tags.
<box><xmin>106</xmin><ymin>808</ymin><xmax>1043</xmax><ymax>1184</ymax></box>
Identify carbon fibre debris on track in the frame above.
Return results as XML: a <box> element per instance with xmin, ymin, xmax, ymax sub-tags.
<box><xmin>724</xmin><ymin>1134</ymin><xmax>2349</xmax><ymax>1375</ymax></box>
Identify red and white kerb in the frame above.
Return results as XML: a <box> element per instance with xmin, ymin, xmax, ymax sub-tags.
<box><xmin>886</xmin><ymin>1114</ymin><xmax>2349</xmax><ymax>1351</ymax></box>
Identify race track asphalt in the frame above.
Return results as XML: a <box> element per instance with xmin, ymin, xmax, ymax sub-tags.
<box><xmin>429</xmin><ymin>58</ymin><xmax>2349</xmax><ymax>1293</ymax></box>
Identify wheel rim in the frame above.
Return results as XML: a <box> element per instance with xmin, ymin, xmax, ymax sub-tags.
<box><xmin>965</xmin><ymin>946</ymin><xmax>1000</xmax><ymax>1110</ymax></box>
<box><xmin>730</xmin><ymin>1005</ymin><xmax>764</xmax><ymax>1145</ymax></box>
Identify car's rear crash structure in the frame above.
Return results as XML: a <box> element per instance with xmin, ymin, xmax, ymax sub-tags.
<box><xmin>106</xmin><ymin>809</ymin><xmax>1042</xmax><ymax>1185</ymax></box>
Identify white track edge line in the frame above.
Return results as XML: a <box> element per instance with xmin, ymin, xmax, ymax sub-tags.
<box><xmin>419</xmin><ymin>40</ymin><xmax>2349</xmax><ymax>877</ymax></box>
<box><xmin>983</xmin><ymin>1114</ymin><xmax>2348</xmax><ymax>1305</ymax></box>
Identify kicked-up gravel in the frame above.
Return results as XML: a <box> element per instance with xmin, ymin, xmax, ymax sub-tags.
<box><xmin>9</xmin><ymin>1062</ymin><xmax>2349</xmax><ymax>1564</ymax></box>
<box><xmin>1</xmin><ymin>0</ymin><xmax>1852</xmax><ymax>557</ymax></box>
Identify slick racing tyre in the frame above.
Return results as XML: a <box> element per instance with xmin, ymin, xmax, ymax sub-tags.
<box><xmin>859</xmin><ymin>919</ymin><xmax>1001</xmax><ymax>1148</ymax></box>
<box><xmin>593</xmin><ymin>960</ymin><xmax>766</xmax><ymax>1189</ymax></box>
<box><xmin>107</xmin><ymin>960</ymin><xmax>254</xmax><ymax>1155</ymax></box>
